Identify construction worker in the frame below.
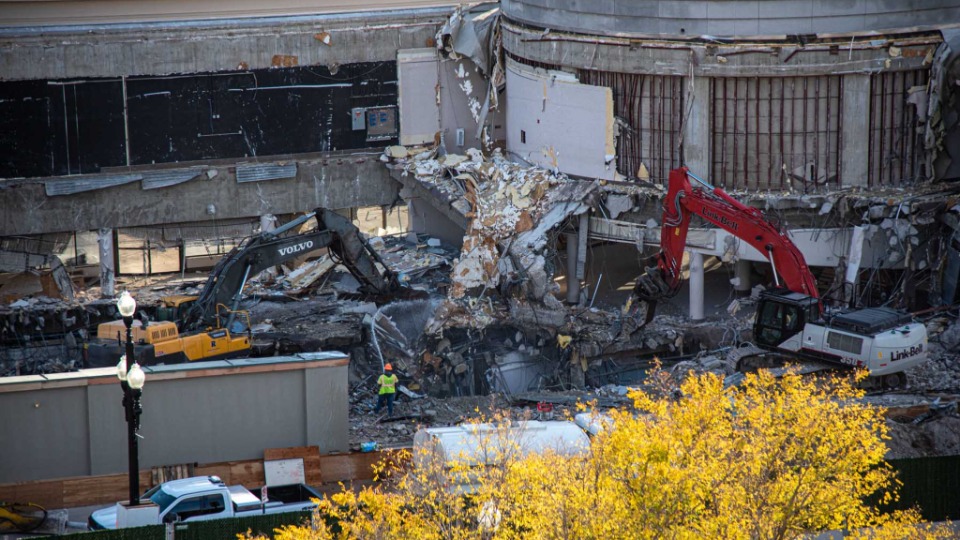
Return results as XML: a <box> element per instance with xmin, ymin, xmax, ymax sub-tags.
<box><xmin>374</xmin><ymin>363</ymin><xmax>398</xmax><ymax>416</ymax></box>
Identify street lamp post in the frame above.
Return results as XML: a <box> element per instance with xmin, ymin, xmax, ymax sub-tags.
<box><xmin>116</xmin><ymin>291</ymin><xmax>146</xmax><ymax>506</ymax></box>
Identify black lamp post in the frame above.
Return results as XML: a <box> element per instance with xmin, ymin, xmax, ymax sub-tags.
<box><xmin>116</xmin><ymin>291</ymin><xmax>146</xmax><ymax>506</ymax></box>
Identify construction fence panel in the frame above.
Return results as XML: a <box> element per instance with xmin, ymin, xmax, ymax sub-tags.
<box><xmin>48</xmin><ymin>456</ymin><xmax>960</xmax><ymax>535</ymax></box>
<box><xmin>58</xmin><ymin>525</ymin><xmax>164</xmax><ymax>540</ymax></box>
<box><xmin>59</xmin><ymin>510</ymin><xmax>314</xmax><ymax>539</ymax></box>
<box><xmin>884</xmin><ymin>455</ymin><xmax>960</xmax><ymax>521</ymax></box>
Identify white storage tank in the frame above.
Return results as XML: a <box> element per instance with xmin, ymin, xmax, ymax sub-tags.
<box><xmin>412</xmin><ymin>420</ymin><xmax>590</xmax><ymax>472</ymax></box>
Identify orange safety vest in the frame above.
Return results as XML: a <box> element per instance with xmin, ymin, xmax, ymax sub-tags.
<box><xmin>378</xmin><ymin>374</ymin><xmax>397</xmax><ymax>395</ymax></box>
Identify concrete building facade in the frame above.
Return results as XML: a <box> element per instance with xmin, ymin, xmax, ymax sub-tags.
<box><xmin>500</xmin><ymin>0</ymin><xmax>959</xmax><ymax>189</ymax></box>
<box><xmin>0</xmin><ymin>6</ymin><xmax>460</xmax><ymax>236</ymax></box>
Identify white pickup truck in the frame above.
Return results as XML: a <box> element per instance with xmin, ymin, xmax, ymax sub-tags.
<box><xmin>88</xmin><ymin>476</ymin><xmax>320</xmax><ymax>530</ymax></box>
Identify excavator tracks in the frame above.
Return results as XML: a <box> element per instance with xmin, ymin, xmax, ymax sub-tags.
<box><xmin>724</xmin><ymin>344</ymin><xmax>906</xmax><ymax>390</ymax></box>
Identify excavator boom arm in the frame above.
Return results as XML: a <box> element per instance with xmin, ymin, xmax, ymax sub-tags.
<box><xmin>638</xmin><ymin>167</ymin><xmax>818</xmax><ymax>302</ymax></box>
<box><xmin>182</xmin><ymin>209</ymin><xmax>401</xmax><ymax>331</ymax></box>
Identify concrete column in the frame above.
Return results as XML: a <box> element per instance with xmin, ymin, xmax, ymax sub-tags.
<box><xmin>840</xmin><ymin>74</ymin><xmax>871</xmax><ymax>187</ymax></box>
<box><xmin>260</xmin><ymin>214</ymin><xmax>277</xmax><ymax>234</ymax></box>
<box><xmin>260</xmin><ymin>214</ymin><xmax>278</xmax><ymax>280</ymax></box>
<box><xmin>689</xmin><ymin>251</ymin><xmax>705</xmax><ymax>321</ymax></box>
<box><xmin>98</xmin><ymin>228</ymin><xmax>115</xmax><ymax>298</ymax></box>
<box><xmin>683</xmin><ymin>75</ymin><xmax>712</xmax><ymax>179</ymax></box>
<box><xmin>734</xmin><ymin>258</ymin><xmax>752</xmax><ymax>296</ymax></box>
<box><xmin>566</xmin><ymin>232</ymin><xmax>580</xmax><ymax>304</ymax></box>
<box><xmin>576</xmin><ymin>213</ymin><xmax>588</xmax><ymax>281</ymax></box>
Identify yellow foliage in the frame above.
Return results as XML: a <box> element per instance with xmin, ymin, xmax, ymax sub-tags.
<box><xmin>240</xmin><ymin>369</ymin><xmax>951</xmax><ymax>540</ymax></box>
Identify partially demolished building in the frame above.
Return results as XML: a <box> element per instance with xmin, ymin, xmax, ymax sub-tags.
<box><xmin>492</xmin><ymin>0</ymin><xmax>960</xmax><ymax>313</ymax></box>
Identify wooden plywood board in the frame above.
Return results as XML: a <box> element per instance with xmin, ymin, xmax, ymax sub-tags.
<box><xmin>319</xmin><ymin>452</ymin><xmax>381</xmax><ymax>483</ymax></box>
<box><xmin>0</xmin><ymin>479</ymin><xmax>64</xmax><ymax>509</ymax></box>
<box><xmin>229</xmin><ymin>460</ymin><xmax>265</xmax><ymax>488</ymax></box>
<box><xmin>263</xmin><ymin>446</ymin><xmax>318</xmax><ymax>461</ymax></box>
<box><xmin>193</xmin><ymin>462</ymin><xmax>233</xmax><ymax>483</ymax></box>
<box><xmin>62</xmin><ymin>471</ymin><xmax>151</xmax><ymax>507</ymax></box>
<box><xmin>264</xmin><ymin>446</ymin><xmax>321</xmax><ymax>486</ymax></box>
<box><xmin>0</xmin><ymin>450</ymin><xmax>411</xmax><ymax>509</ymax></box>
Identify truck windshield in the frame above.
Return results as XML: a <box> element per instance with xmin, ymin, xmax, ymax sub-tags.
<box><xmin>147</xmin><ymin>488</ymin><xmax>179</xmax><ymax>513</ymax></box>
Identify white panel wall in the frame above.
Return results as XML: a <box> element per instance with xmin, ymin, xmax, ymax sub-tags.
<box><xmin>505</xmin><ymin>58</ymin><xmax>615</xmax><ymax>180</ymax></box>
<box><xmin>398</xmin><ymin>48</ymin><xmax>441</xmax><ymax>146</ymax></box>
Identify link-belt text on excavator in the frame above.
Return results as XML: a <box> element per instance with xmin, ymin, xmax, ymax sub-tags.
<box><xmin>891</xmin><ymin>344</ymin><xmax>924</xmax><ymax>362</ymax></box>
<box><xmin>278</xmin><ymin>241</ymin><xmax>314</xmax><ymax>256</ymax></box>
<box><xmin>700</xmin><ymin>207</ymin><xmax>740</xmax><ymax>231</ymax></box>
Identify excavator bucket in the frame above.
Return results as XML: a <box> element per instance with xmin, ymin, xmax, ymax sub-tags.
<box><xmin>619</xmin><ymin>266</ymin><xmax>673</xmax><ymax>333</ymax></box>
<box><xmin>633</xmin><ymin>267</ymin><xmax>673</xmax><ymax>301</ymax></box>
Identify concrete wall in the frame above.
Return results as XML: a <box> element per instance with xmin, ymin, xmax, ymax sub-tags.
<box><xmin>501</xmin><ymin>14</ymin><xmax>942</xmax><ymax>188</ymax></box>
<box><xmin>0</xmin><ymin>7</ymin><xmax>451</xmax><ymax>238</ymax></box>
<box><xmin>501</xmin><ymin>0</ymin><xmax>960</xmax><ymax>38</ymax></box>
<box><xmin>0</xmin><ymin>353</ymin><xmax>349</xmax><ymax>484</ymax></box>
<box><xmin>398</xmin><ymin>47</ymin><xmax>504</xmax><ymax>152</ymax></box>
<box><xmin>0</xmin><ymin>8</ymin><xmax>447</xmax><ymax>81</ymax></box>
<box><xmin>0</xmin><ymin>153</ymin><xmax>399</xmax><ymax>236</ymax></box>
<box><xmin>438</xmin><ymin>53</ymin><xmax>500</xmax><ymax>152</ymax></box>
<box><xmin>0</xmin><ymin>0</ymin><xmax>456</xmax><ymax>27</ymax></box>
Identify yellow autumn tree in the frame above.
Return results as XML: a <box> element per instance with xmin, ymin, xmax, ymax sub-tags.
<box><xmin>242</xmin><ymin>369</ymin><xmax>950</xmax><ymax>540</ymax></box>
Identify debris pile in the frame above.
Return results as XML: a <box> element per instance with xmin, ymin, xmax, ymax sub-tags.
<box><xmin>387</xmin><ymin>147</ymin><xmax>595</xmax><ymax>331</ymax></box>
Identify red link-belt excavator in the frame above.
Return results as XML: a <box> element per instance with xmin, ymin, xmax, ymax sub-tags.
<box><xmin>633</xmin><ymin>167</ymin><xmax>927</xmax><ymax>388</ymax></box>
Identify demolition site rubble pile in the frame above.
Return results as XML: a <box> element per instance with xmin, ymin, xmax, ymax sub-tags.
<box><xmin>377</xmin><ymin>146</ymin><xmax>690</xmax><ymax>393</ymax></box>
<box><xmin>4</xmin><ymin>144</ymin><xmax>960</xmax><ymax>456</ymax></box>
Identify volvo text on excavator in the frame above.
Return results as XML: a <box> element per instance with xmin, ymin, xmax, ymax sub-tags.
<box><xmin>632</xmin><ymin>167</ymin><xmax>927</xmax><ymax>388</ymax></box>
<box><xmin>85</xmin><ymin>209</ymin><xmax>406</xmax><ymax>367</ymax></box>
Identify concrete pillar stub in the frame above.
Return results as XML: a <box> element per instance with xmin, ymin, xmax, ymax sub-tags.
<box><xmin>735</xmin><ymin>258</ymin><xmax>752</xmax><ymax>296</ymax></box>
<box><xmin>840</xmin><ymin>74</ymin><xmax>871</xmax><ymax>187</ymax></box>
<box><xmin>565</xmin><ymin>232</ymin><xmax>580</xmax><ymax>304</ymax></box>
<box><xmin>683</xmin><ymin>75</ymin><xmax>712</xmax><ymax>180</ymax></box>
<box><xmin>98</xmin><ymin>228</ymin><xmax>115</xmax><ymax>298</ymax></box>
<box><xmin>689</xmin><ymin>251</ymin><xmax>705</xmax><ymax>321</ymax></box>
<box><xmin>260</xmin><ymin>215</ymin><xmax>278</xmax><ymax>280</ymax></box>
<box><xmin>576</xmin><ymin>213</ymin><xmax>588</xmax><ymax>281</ymax></box>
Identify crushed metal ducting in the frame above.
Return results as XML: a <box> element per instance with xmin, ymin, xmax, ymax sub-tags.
<box><xmin>236</xmin><ymin>163</ymin><xmax>297</xmax><ymax>183</ymax></box>
<box><xmin>141</xmin><ymin>168</ymin><xmax>205</xmax><ymax>190</ymax></box>
<box><xmin>44</xmin><ymin>173</ymin><xmax>142</xmax><ymax>196</ymax></box>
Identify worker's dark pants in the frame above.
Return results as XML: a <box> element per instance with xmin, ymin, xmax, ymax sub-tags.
<box><xmin>375</xmin><ymin>392</ymin><xmax>395</xmax><ymax>415</ymax></box>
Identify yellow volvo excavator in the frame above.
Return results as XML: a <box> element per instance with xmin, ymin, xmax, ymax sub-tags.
<box><xmin>84</xmin><ymin>209</ymin><xmax>405</xmax><ymax>367</ymax></box>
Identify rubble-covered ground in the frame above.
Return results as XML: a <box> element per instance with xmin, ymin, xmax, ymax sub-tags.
<box><xmin>3</xmin><ymin>148</ymin><xmax>960</xmax><ymax>459</ymax></box>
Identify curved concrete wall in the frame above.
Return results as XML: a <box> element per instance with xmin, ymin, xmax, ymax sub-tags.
<box><xmin>501</xmin><ymin>0</ymin><xmax>960</xmax><ymax>38</ymax></box>
<box><xmin>500</xmin><ymin>3</ymin><xmax>946</xmax><ymax>189</ymax></box>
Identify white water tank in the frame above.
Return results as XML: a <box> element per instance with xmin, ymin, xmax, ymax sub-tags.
<box><xmin>412</xmin><ymin>420</ymin><xmax>590</xmax><ymax>471</ymax></box>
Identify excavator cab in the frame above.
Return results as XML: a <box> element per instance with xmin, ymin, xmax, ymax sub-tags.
<box><xmin>155</xmin><ymin>295</ymin><xmax>199</xmax><ymax>322</ymax></box>
<box><xmin>753</xmin><ymin>290</ymin><xmax>820</xmax><ymax>348</ymax></box>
